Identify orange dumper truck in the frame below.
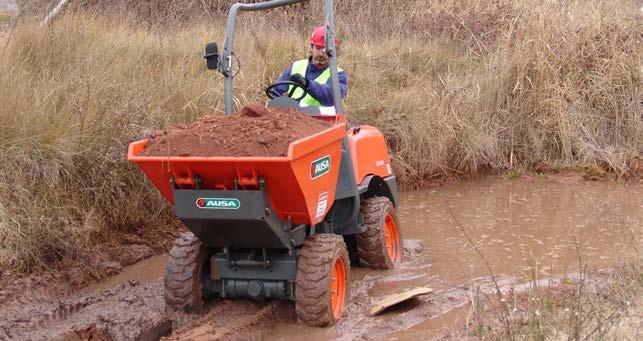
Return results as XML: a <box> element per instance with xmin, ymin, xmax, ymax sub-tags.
<box><xmin>128</xmin><ymin>0</ymin><xmax>402</xmax><ymax>327</ymax></box>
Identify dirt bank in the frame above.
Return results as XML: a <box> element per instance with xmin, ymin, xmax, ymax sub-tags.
<box><xmin>0</xmin><ymin>280</ymin><xmax>170</xmax><ymax>340</ymax></box>
<box><xmin>0</xmin><ymin>221</ymin><xmax>183</xmax><ymax>306</ymax></box>
<box><xmin>141</xmin><ymin>104</ymin><xmax>333</xmax><ymax>157</ymax></box>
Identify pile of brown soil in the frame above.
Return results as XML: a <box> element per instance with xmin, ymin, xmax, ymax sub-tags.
<box><xmin>141</xmin><ymin>104</ymin><xmax>333</xmax><ymax>157</ymax></box>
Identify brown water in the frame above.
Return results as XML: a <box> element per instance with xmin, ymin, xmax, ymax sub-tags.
<box><xmin>397</xmin><ymin>178</ymin><xmax>640</xmax><ymax>290</ymax></box>
<box><xmin>384</xmin><ymin>304</ymin><xmax>471</xmax><ymax>340</ymax></box>
<box><xmin>268</xmin><ymin>178</ymin><xmax>641</xmax><ymax>340</ymax></box>
<box><xmin>82</xmin><ymin>254</ymin><xmax>168</xmax><ymax>293</ymax></box>
<box><xmin>82</xmin><ymin>178</ymin><xmax>641</xmax><ymax>339</ymax></box>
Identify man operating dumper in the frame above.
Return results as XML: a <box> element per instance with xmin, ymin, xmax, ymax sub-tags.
<box><xmin>273</xmin><ymin>26</ymin><xmax>348</xmax><ymax>108</ymax></box>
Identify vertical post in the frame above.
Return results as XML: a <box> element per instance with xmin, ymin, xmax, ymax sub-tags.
<box><xmin>221</xmin><ymin>0</ymin><xmax>308</xmax><ymax>115</ymax></box>
<box><xmin>222</xmin><ymin>4</ymin><xmax>240</xmax><ymax>115</ymax></box>
<box><xmin>324</xmin><ymin>0</ymin><xmax>344</xmax><ymax>113</ymax></box>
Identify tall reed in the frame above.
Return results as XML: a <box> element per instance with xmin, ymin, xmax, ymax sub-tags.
<box><xmin>1</xmin><ymin>0</ymin><xmax>640</xmax><ymax>272</ymax></box>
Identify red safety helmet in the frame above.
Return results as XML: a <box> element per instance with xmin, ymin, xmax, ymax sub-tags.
<box><xmin>309</xmin><ymin>26</ymin><xmax>339</xmax><ymax>48</ymax></box>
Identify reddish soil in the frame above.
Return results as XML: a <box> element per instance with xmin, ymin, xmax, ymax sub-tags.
<box><xmin>141</xmin><ymin>104</ymin><xmax>333</xmax><ymax>157</ymax></box>
<box><xmin>163</xmin><ymin>300</ymin><xmax>281</xmax><ymax>341</ymax></box>
<box><xmin>0</xmin><ymin>236</ymin><xmax>628</xmax><ymax>340</ymax></box>
<box><xmin>626</xmin><ymin>157</ymin><xmax>643</xmax><ymax>180</ymax></box>
<box><xmin>0</xmin><ymin>221</ymin><xmax>183</xmax><ymax>306</ymax></box>
<box><xmin>0</xmin><ymin>176</ymin><xmax>636</xmax><ymax>340</ymax></box>
<box><xmin>0</xmin><ymin>280</ymin><xmax>170</xmax><ymax>340</ymax></box>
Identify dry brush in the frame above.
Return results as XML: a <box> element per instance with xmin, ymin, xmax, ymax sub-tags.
<box><xmin>0</xmin><ymin>0</ymin><xmax>640</xmax><ymax>273</ymax></box>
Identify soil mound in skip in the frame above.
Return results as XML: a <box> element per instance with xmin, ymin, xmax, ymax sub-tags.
<box><xmin>141</xmin><ymin>104</ymin><xmax>333</xmax><ymax>157</ymax></box>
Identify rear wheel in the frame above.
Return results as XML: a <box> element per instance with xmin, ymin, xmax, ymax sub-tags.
<box><xmin>164</xmin><ymin>231</ymin><xmax>209</xmax><ymax>314</ymax></box>
<box><xmin>357</xmin><ymin>196</ymin><xmax>403</xmax><ymax>269</ymax></box>
<box><xmin>295</xmin><ymin>234</ymin><xmax>350</xmax><ymax>327</ymax></box>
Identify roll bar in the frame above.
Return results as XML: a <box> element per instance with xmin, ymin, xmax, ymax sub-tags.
<box><xmin>215</xmin><ymin>0</ymin><xmax>344</xmax><ymax>115</ymax></box>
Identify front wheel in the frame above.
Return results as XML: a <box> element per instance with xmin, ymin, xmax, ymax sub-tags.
<box><xmin>357</xmin><ymin>196</ymin><xmax>403</xmax><ymax>269</ymax></box>
<box><xmin>164</xmin><ymin>231</ymin><xmax>210</xmax><ymax>314</ymax></box>
<box><xmin>295</xmin><ymin>234</ymin><xmax>350</xmax><ymax>327</ymax></box>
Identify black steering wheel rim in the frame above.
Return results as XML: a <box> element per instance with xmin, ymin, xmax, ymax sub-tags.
<box><xmin>265</xmin><ymin>80</ymin><xmax>309</xmax><ymax>101</ymax></box>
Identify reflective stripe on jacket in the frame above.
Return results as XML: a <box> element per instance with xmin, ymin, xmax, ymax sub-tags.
<box><xmin>287</xmin><ymin>59</ymin><xmax>344</xmax><ymax>107</ymax></box>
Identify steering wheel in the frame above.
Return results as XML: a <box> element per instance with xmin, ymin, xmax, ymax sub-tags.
<box><xmin>265</xmin><ymin>80</ymin><xmax>309</xmax><ymax>101</ymax></box>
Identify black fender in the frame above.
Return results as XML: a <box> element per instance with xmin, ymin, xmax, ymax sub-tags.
<box><xmin>357</xmin><ymin>174</ymin><xmax>399</xmax><ymax>207</ymax></box>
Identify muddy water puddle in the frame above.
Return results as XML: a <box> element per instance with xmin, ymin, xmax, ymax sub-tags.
<box><xmin>398</xmin><ymin>178</ymin><xmax>641</xmax><ymax>290</ymax></box>
<box><xmin>72</xmin><ymin>178</ymin><xmax>640</xmax><ymax>340</ymax></box>
<box><xmin>83</xmin><ymin>254</ymin><xmax>168</xmax><ymax>293</ymax></box>
<box><xmin>268</xmin><ymin>178</ymin><xmax>641</xmax><ymax>340</ymax></box>
<box><xmin>384</xmin><ymin>305</ymin><xmax>471</xmax><ymax>340</ymax></box>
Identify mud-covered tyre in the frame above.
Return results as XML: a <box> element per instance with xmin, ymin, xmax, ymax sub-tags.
<box><xmin>295</xmin><ymin>234</ymin><xmax>350</xmax><ymax>327</ymax></box>
<box><xmin>164</xmin><ymin>231</ymin><xmax>209</xmax><ymax>313</ymax></box>
<box><xmin>357</xmin><ymin>196</ymin><xmax>403</xmax><ymax>269</ymax></box>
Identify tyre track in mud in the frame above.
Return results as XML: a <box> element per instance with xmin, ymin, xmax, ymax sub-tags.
<box><xmin>0</xmin><ymin>239</ymin><xmax>571</xmax><ymax>340</ymax></box>
<box><xmin>0</xmin><ymin>240</ymin><xmax>425</xmax><ymax>340</ymax></box>
<box><xmin>0</xmin><ymin>273</ymin><xmax>572</xmax><ymax>341</ymax></box>
<box><xmin>164</xmin><ymin>300</ymin><xmax>282</xmax><ymax>340</ymax></box>
<box><xmin>166</xmin><ymin>239</ymin><xmax>497</xmax><ymax>340</ymax></box>
<box><xmin>166</xmin><ymin>268</ymin><xmax>537</xmax><ymax>340</ymax></box>
<box><xmin>0</xmin><ymin>281</ymin><xmax>170</xmax><ymax>340</ymax></box>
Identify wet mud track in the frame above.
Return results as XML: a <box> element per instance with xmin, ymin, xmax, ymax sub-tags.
<box><xmin>0</xmin><ymin>281</ymin><xmax>170</xmax><ymax>340</ymax></box>
<box><xmin>1</xmin><ymin>179</ymin><xmax>639</xmax><ymax>340</ymax></box>
<box><xmin>0</xmin><ymin>242</ymin><xmax>571</xmax><ymax>341</ymax></box>
<box><xmin>0</xmin><ymin>241</ymin><xmax>464</xmax><ymax>341</ymax></box>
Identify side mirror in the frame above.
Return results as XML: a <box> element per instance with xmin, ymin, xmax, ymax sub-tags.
<box><xmin>204</xmin><ymin>42</ymin><xmax>219</xmax><ymax>70</ymax></box>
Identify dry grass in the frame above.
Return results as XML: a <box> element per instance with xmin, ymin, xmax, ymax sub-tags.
<box><xmin>0</xmin><ymin>0</ymin><xmax>641</xmax><ymax>272</ymax></box>
<box><xmin>462</xmin><ymin>262</ymin><xmax>642</xmax><ymax>340</ymax></box>
<box><xmin>362</xmin><ymin>0</ymin><xmax>641</xmax><ymax>184</ymax></box>
<box><xmin>463</xmin><ymin>254</ymin><xmax>642</xmax><ymax>340</ymax></box>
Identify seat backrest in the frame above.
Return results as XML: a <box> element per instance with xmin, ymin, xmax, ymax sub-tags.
<box><xmin>268</xmin><ymin>96</ymin><xmax>325</xmax><ymax>116</ymax></box>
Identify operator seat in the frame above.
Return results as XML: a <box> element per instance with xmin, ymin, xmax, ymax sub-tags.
<box><xmin>268</xmin><ymin>96</ymin><xmax>337</xmax><ymax>117</ymax></box>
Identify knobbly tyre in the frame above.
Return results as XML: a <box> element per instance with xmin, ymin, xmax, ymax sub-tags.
<box><xmin>128</xmin><ymin>0</ymin><xmax>403</xmax><ymax>327</ymax></box>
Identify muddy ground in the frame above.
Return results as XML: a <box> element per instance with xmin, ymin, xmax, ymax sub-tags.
<box><xmin>0</xmin><ymin>240</ymin><xmax>572</xmax><ymax>341</ymax></box>
<box><xmin>1</xmin><ymin>176</ymin><xmax>640</xmax><ymax>340</ymax></box>
<box><xmin>0</xmin><ymin>244</ymin><xmax>636</xmax><ymax>340</ymax></box>
<box><xmin>0</xmin><ymin>241</ymin><xmax>420</xmax><ymax>340</ymax></box>
<box><xmin>0</xmin><ymin>220</ymin><xmax>182</xmax><ymax>305</ymax></box>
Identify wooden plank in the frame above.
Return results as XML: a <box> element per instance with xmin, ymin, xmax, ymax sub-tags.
<box><xmin>369</xmin><ymin>286</ymin><xmax>433</xmax><ymax>316</ymax></box>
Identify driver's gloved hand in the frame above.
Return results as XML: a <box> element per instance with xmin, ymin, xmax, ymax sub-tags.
<box><xmin>289</xmin><ymin>74</ymin><xmax>309</xmax><ymax>88</ymax></box>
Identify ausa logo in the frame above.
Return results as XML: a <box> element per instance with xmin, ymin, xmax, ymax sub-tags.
<box><xmin>196</xmin><ymin>198</ymin><xmax>241</xmax><ymax>209</ymax></box>
<box><xmin>310</xmin><ymin>155</ymin><xmax>331</xmax><ymax>179</ymax></box>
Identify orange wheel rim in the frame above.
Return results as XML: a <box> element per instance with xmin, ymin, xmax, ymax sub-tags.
<box><xmin>384</xmin><ymin>213</ymin><xmax>401</xmax><ymax>263</ymax></box>
<box><xmin>330</xmin><ymin>256</ymin><xmax>346</xmax><ymax>320</ymax></box>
